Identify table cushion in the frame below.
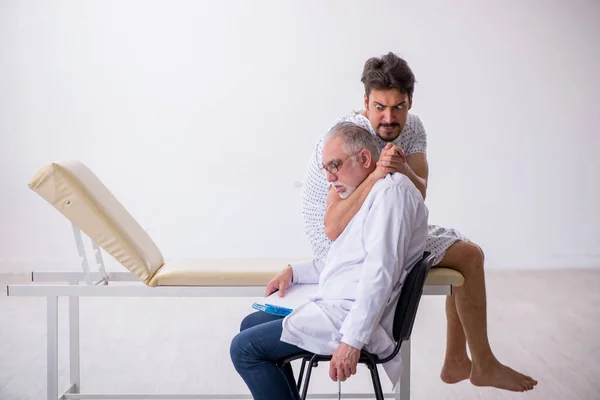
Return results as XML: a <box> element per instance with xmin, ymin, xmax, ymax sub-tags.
<box><xmin>148</xmin><ymin>259</ymin><xmax>465</xmax><ymax>287</ymax></box>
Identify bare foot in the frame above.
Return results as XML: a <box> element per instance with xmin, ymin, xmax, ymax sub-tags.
<box><xmin>440</xmin><ymin>356</ymin><xmax>472</xmax><ymax>384</ymax></box>
<box><xmin>470</xmin><ymin>359</ymin><xmax>538</xmax><ymax>392</ymax></box>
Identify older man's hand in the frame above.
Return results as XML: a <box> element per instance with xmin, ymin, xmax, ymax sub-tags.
<box><xmin>372</xmin><ymin>143</ymin><xmax>407</xmax><ymax>180</ymax></box>
<box><xmin>265</xmin><ymin>265</ymin><xmax>293</xmax><ymax>297</ymax></box>
<box><xmin>329</xmin><ymin>342</ymin><xmax>361</xmax><ymax>382</ymax></box>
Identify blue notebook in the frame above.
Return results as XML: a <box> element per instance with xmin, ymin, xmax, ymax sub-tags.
<box><xmin>252</xmin><ymin>284</ymin><xmax>319</xmax><ymax>317</ymax></box>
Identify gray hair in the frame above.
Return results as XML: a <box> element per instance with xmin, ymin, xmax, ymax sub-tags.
<box><xmin>323</xmin><ymin>121</ymin><xmax>381</xmax><ymax>161</ymax></box>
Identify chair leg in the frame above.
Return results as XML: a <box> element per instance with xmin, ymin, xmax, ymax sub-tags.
<box><xmin>297</xmin><ymin>358</ymin><xmax>307</xmax><ymax>390</ymax></box>
<box><xmin>400</xmin><ymin>339</ymin><xmax>411</xmax><ymax>400</ymax></box>
<box><xmin>300</xmin><ymin>357</ymin><xmax>318</xmax><ymax>400</ymax></box>
<box><xmin>368</xmin><ymin>363</ymin><xmax>385</xmax><ymax>400</ymax></box>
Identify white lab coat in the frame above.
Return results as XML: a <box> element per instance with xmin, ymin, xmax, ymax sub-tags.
<box><xmin>280</xmin><ymin>173</ymin><xmax>429</xmax><ymax>387</ymax></box>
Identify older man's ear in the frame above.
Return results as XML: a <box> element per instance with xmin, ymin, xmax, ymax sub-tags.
<box><xmin>358</xmin><ymin>149</ymin><xmax>375</xmax><ymax>169</ymax></box>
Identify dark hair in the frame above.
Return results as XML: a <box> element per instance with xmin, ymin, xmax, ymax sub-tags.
<box><xmin>361</xmin><ymin>52</ymin><xmax>416</xmax><ymax>99</ymax></box>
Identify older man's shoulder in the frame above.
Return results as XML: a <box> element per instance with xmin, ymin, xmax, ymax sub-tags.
<box><xmin>373</xmin><ymin>173</ymin><xmax>423</xmax><ymax>202</ymax></box>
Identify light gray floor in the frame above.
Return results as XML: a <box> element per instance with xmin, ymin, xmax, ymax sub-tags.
<box><xmin>1</xmin><ymin>269</ymin><xmax>599</xmax><ymax>400</ymax></box>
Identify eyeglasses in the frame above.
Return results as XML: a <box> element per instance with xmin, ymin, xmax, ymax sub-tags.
<box><xmin>320</xmin><ymin>152</ymin><xmax>359</xmax><ymax>176</ymax></box>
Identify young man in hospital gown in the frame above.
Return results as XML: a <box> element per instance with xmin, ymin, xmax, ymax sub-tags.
<box><xmin>230</xmin><ymin>122</ymin><xmax>428</xmax><ymax>400</ymax></box>
<box><xmin>300</xmin><ymin>52</ymin><xmax>537</xmax><ymax>392</ymax></box>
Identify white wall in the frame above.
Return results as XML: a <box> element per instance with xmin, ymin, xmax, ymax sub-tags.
<box><xmin>1</xmin><ymin>0</ymin><xmax>599</xmax><ymax>272</ymax></box>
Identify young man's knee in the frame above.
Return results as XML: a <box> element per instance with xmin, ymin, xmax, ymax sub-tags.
<box><xmin>443</xmin><ymin>241</ymin><xmax>485</xmax><ymax>273</ymax></box>
<box><xmin>463</xmin><ymin>242</ymin><xmax>485</xmax><ymax>269</ymax></box>
<box><xmin>469</xmin><ymin>242</ymin><xmax>484</xmax><ymax>260</ymax></box>
<box><xmin>472</xmin><ymin>243</ymin><xmax>485</xmax><ymax>263</ymax></box>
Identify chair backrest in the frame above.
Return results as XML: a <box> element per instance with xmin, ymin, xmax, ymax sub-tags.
<box><xmin>392</xmin><ymin>251</ymin><xmax>435</xmax><ymax>342</ymax></box>
<box><xmin>28</xmin><ymin>161</ymin><xmax>165</xmax><ymax>284</ymax></box>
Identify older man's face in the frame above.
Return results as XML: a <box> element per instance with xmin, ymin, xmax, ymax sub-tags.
<box><xmin>321</xmin><ymin>136</ymin><xmax>370</xmax><ymax>199</ymax></box>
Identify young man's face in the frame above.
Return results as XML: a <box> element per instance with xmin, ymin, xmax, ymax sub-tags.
<box><xmin>363</xmin><ymin>88</ymin><xmax>412</xmax><ymax>142</ymax></box>
<box><xmin>321</xmin><ymin>136</ymin><xmax>371</xmax><ymax>199</ymax></box>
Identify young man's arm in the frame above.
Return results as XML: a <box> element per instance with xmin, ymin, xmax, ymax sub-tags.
<box><xmin>324</xmin><ymin>144</ymin><xmax>402</xmax><ymax>241</ymax></box>
<box><xmin>376</xmin><ymin>144</ymin><xmax>429</xmax><ymax>200</ymax></box>
<box><xmin>324</xmin><ymin>172</ymin><xmax>381</xmax><ymax>240</ymax></box>
<box><xmin>403</xmin><ymin>152</ymin><xmax>429</xmax><ymax>200</ymax></box>
<box><xmin>403</xmin><ymin>115</ymin><xmax>430</xmax><ymax>200</ymax></box>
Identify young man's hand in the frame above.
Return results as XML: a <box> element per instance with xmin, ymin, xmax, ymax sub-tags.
<box><xmin>329</xmin><ymin>342</ymin><xmax>361</xmax><ymax>382</ymax></box>
<box><xmin>371</xmin><ymin>143</ymin><xmax>407</xmax><ymax>180</ymax></box>
<box><xmin>265</xmin><ymin>265</ymin><xmax>293</xmax><ymax>297</ymax></box>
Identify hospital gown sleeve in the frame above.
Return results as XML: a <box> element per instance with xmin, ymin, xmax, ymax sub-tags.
<box><xmin>402</xmin><ymin>114</ymin><xmax>427</xmax><ymax>155</ymax></box>
<box><xmin>289</xmin><ymin>259</ymin><xmax>326</xmax><ymax>284</ymax></box>
<box><xmin>339</xmin><ymin>185</ymin><xmax>422</xmax><ymax>349</ymax></box>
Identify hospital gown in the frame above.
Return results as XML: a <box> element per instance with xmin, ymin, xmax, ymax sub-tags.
<box><xmin>281</xmin><ymin>172</ymin><xmax>429</xmax><ymax>386</ymax></box>
<box><xmin>300</xmin><ymin>111</ymin><xmax>469</xmax><ymax>265</ymax></box>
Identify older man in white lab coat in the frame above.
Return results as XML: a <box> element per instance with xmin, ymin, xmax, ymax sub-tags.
<box><xmin>230</xmin><ymin>121</ymin><xmax>429</xmax><ymax>400</ymax></box>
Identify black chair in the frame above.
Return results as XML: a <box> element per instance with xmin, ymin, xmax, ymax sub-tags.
<box><xmin>276</xmin><ymin>251</ymin><xmax>435</xmax><ymax>400</ymax></box>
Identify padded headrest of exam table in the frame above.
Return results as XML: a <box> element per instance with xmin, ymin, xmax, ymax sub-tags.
<box><xmin>29</xmin><ymin>161</ymin><xmax>164</xmax><ymax>284</ymax></box>
<box><xmin>27</xmin><ymin>161</ymin><xmax>310</xmax><ymax>286</ymax></box>
<box><xmin>28</xmin><ymin>161</ymin><xmax>464</xmax><ymax>288</ymax></box>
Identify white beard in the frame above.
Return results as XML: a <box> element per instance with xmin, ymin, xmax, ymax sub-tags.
<box><xmin>333</xmin><ymin>182</ymin><xmax>357</xmax><ymax>199</ymax></box>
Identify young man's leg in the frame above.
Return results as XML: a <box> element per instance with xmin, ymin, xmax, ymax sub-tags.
<box><xmin>437</xmin><ymin>240</ymin><xmax>537</xmax><ymax>392</ymax></box>
<box><xmin>230</xmin><ymin>318</ymin><xmax>305</xmax><ymax>400</ymax></box>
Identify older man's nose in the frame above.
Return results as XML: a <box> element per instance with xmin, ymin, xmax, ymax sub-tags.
<box><xmin>326</xmin><ymin>171</ymin><xmax>338</xmax><ymax>182</ymax></box>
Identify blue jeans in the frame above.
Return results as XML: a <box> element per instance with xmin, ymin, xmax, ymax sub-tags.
<box><xmin>230</xmin><ymin>311</ymin><xmax>306</xmax><ymax>400</ymax></box>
